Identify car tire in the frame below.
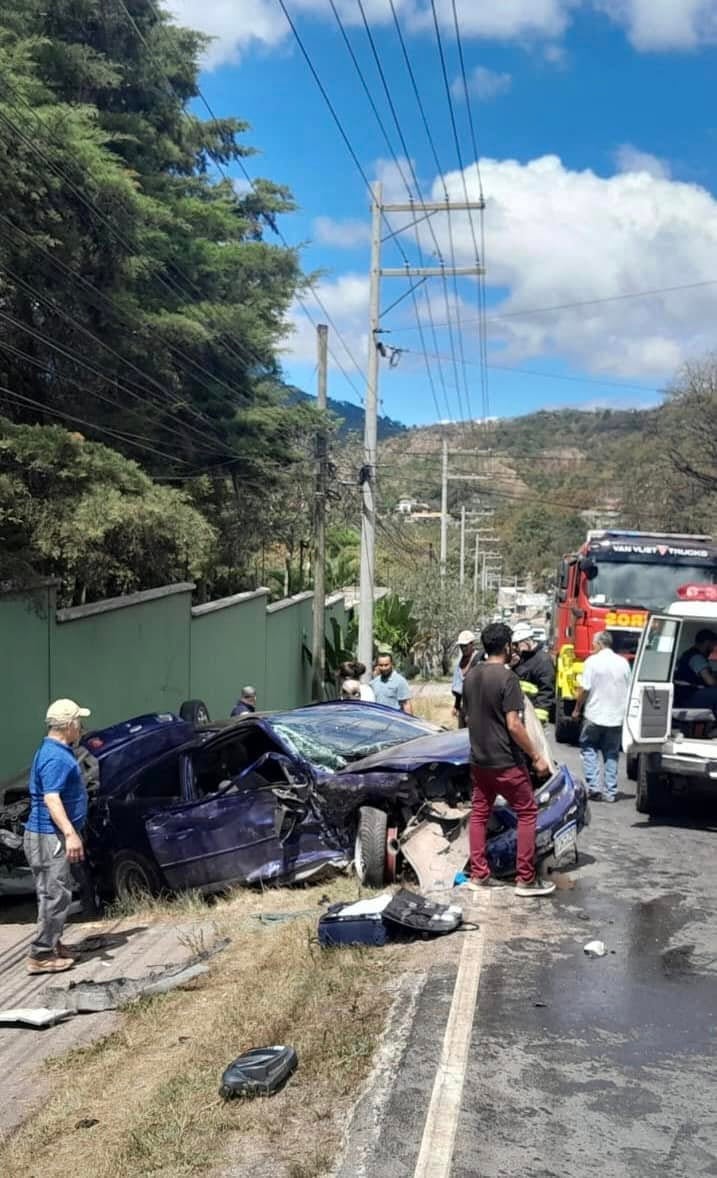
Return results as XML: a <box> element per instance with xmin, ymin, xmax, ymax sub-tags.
<box><xmin>626</xmin><ymin>754</ymin><xmax>638</xmax><ymax>782</ymax></box>
<box><xmin>554</xmin><ymin>697</ymin><xmax>575</xmax><ymax>745</ymax></box>
<box><xmin>635</xmin><ymin>755</ymin><xmax>668</xmax><ymax>816</ymax></box>
<box><xmin>354</xmin><ymin>807</ymin><xmax>388</xmax><ymax>887</ymax></box>
<box><xmin>112</xmin><ymin>851</ymin><xmax>163</xmax><ymax>901</ymax></box>
<box><xmin>179</xmin><ymin>699</ymin><xmax>211</xmax><ymax>725</ymax></box>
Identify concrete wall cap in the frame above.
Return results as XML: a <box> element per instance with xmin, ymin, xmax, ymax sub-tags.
<box><xmin>56</xmin><ymin>582</ymin><xmax>195</xmax><ymax>623</ymax></box>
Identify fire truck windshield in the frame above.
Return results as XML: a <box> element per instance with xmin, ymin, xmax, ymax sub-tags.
<box><xmin>586</xmin><ymin>561</ymin><xmax>717</xmax><ymax>613</ymax></box>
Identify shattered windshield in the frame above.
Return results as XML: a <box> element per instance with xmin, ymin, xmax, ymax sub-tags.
<box><xmin>271</xmin><ymin>705</ymin><xmax>439</xmax><ymax>772</ymax></box>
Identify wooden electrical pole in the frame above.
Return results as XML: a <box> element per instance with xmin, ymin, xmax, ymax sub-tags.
<box><xmin>311</xmin><ymin>324</ymin><xmax>329</xmax><ymax>701</ymax></box>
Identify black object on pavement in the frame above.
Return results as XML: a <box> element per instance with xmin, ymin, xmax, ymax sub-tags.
<box><xmin>382</xmin><ymin>890</ymin><xmax>463</xmax><ymax>939</ymax></box>
<box><xmin>220</xmin><ymin>1046</ymin><xmax>298</xmax><ymax>1099</ymax></box>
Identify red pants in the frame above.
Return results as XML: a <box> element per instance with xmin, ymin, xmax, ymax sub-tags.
<box><xmin>469</xmin><ymin>764</ymin><xmax>538</xmax><ymax>884</ymax></box>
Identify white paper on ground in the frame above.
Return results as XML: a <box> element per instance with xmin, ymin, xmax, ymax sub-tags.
<box><xmin>335</xmin><ymin>894</ymin><xmax>393</xmax><ymax>917</ymax></box>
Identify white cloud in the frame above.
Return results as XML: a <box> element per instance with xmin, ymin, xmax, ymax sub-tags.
<box><xmin>168</xmin><ymin>0</ymin><xmax>717</xmax><ymax>69</ymax></box>
<box><xmin>595</xmin><ymin>0</ymin><xmax>717</xmax><ymax>51</ymax></box>
<box><xmin>285</xmin><ymin>273</ymin><xmax>370</xmax><ymax>371</ymax></box>
<box><xmin>313</xmin><ymin>216</ymin><xmax>371</xmax><ymax>248</ymax></box>
<box><xmin>405</xmin><ymin>154</ymin><xmax>717</xmax><ymax>381</ymax></box>
<box><xmin>452</xmin><ymin>66</ymin><xmax>513</xmax><ymax>102</ymax></box>
<box><xmin>614</xmin><ymin>143</ymin><xmax>671</xmax><ymax>179</ymax></box>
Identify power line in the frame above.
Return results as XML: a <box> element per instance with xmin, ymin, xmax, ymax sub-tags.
<box><xmin>386</xmin><ymin>276</ymin><xmax>717</xmax><ymax>333</ymax></box>
<box><xmin>429</xmin><ymin>0</ymin><xmax>477</xmax><ymax>420</ymax></box>
<box><xmin>326</xmin><ymin>0</ymin><xmax>453</xmax><ymax>420</ymax></box>
<box><xmin>0</xmin><ymin>383</ymin><xmax>194</xmax><ymax>467</ymax></box>
<box><xmin>384</xmin><ymin>338</ymin><xmax>667</xmax><ymax>394</ymax></box>
<box><xmin>141</xmin><ymin>0</ymin><xmax>367</xmax><ymax>402</ymax></box>
<box><xmin>450</xmin><ymin>0</ymin><xmax>490</xmax><ymax>421</ymax></box>
<box><xmin>386</xmin><ymin>0</ymin><xmax>468</xmax><ymax>421</ymax></box>
<box><xmin>0</xmin><ymin>258</ymin><xmax>238</xmax><ymax>459</ymax></box>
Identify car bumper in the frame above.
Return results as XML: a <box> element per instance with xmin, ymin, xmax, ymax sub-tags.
<box><xmin>661</xmin><ymin>754</ymin><xmax>717</xmax><ymax>780</ymax></box>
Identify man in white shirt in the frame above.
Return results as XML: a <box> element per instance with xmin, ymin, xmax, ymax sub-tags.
<box><xmin>573</xmin><ymin>631</ymin><xmax>631</xmax><ymax>803</ymax></box>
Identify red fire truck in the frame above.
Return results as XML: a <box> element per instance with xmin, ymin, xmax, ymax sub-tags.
<box><xmin>551</xmin><ymin>530</ymin><xmax>717</xmax><ymax>743</ymax></box>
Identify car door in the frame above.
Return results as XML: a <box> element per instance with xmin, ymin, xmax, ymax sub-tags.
<box><xmin>623</xmin><ymin>615</ymin><xmax>680</xmax><ymax>753</ymax></box>
<box><xmin>144</xmin><ymin>748</ymin><xmax>344</xmax><ymax>892</ymax></box>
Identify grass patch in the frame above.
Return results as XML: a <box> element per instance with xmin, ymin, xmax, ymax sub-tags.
<box><xmin>1</xmin><ymin>878</ymin><xmax>393</xmax><ymax>1178</ymax></box>
<box><xmin>412</xmin><ymin>688</ymin><xmax>455</xmax><ymax>729</ymax></box>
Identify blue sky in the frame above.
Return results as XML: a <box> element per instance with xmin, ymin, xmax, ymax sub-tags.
<box><xmin>171</xmin><ymin>1</ymin><xmax>717</xmax><ymax>426</ymax></box>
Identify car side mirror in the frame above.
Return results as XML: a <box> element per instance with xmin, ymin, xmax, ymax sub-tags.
<box><xmin>580</xmin><ymin>558</ymin><xmax>598</xmax><ymax>581</ymax></box>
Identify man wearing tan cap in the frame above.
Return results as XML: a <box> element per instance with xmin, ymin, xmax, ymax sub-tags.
<box><xmin>452</xmin><ymin>630</ymin><xmax>481</xmax><ymax>728</ymax></box>
<box><xmin>23</xmin><ymin>699</ymin><xmax>91</xmax><ymax>974</ymax></box>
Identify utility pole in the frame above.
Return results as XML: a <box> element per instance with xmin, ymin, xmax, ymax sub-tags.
<box><xmin>357</xmin><ymin>186</ymin><xmax>485</xmax><ymax>666</ymax></box>
<box><xmin>439</xmin><ymin>450</ymin><xmax>489</xmax><ymax>585</ymax></box>
<box><xmin>311</xmin><ymin>323</ymin><xmax>329</xmax><ymax>701</ymax></box>
<box><xmin>358</xmin><ymin>182</ymin><xmax>382</xmax><ymax>675</ymax></box>
<box><xmin>440</xmin><ymin>436</ymin><xmax>449</xmax><ymax>582</ymax></box>
<box><xmin>473</xmin><ymin>531</ymin><xmax>480</xmax><ymax>610</ymax></box>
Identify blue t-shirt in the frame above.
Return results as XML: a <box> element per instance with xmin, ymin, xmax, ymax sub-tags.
<box><xmin>371</xmin><ymin>670</ymin><xmax>410</xmax><ymax>710</ymax></box>
<box><xmin>25</xmin><ymin>738</ymin><xmax>88</xmax><ymax>835</ymax></box>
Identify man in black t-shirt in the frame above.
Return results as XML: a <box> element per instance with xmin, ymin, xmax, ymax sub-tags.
<box><xmin>462</xmin><ymin>623</ymin><xmax>555</xmax><ymax>897</ymax></box>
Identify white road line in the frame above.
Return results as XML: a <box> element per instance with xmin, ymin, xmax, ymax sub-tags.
<box><xmin>413</xmin><ymin>896</ymin><xmax>489</xmax><ymax>1178</ymax></box>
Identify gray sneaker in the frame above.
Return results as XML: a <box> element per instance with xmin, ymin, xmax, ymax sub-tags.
<box><xmin>515</xmin><ymin>877</ymin><xmax>557</xmax><ymax>898</ymax></box>
<box><xmin>462</xmin><ymin>876</ymin><xmax>505</xmax><ymax>891</ymax></box>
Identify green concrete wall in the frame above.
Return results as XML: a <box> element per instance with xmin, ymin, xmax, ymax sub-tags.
<box><xmin>52</xmin><ymin>585</ymin><xmax>193</xmax><ymax>734</ymax></box>
<box><xmin>265</xmin><ymin>592</ymin><xmax>314</xmax><ymax>711</ymax></box>
<box><xmin>0</xmin><ymin>582</ymin><xmax>347</xmax><ymax>782</ymax></box>
<box><xmin>0</xmin><ymin>587</ymin><xmax>54</xmax><ymax>783</ymax></box>
<box><xmin>190</xmin><ymin>590</ymin><xmax>268</xmax><ymax>718</ymax></box>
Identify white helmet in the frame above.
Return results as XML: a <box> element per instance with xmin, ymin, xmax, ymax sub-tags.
<box><xmin>511</xmin><ymin>622</ymin><xmax>535</xmax><ymax>645</ymax></box>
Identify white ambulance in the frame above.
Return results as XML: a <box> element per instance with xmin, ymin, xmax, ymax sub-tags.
<box><xmin>623</xmin><ymin>584</ymin><xmax>717</xmax><ymax>815</ymax></box>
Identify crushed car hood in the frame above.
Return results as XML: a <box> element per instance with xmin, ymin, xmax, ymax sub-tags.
<box><xmin>343</xmin><ymin>728</ymin><xmax>469</xmax><ymax>773</ymax></box>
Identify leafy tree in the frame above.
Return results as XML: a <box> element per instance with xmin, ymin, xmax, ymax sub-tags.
<box><xmin>0</xmin><ymin>2</ymin><xmax>303</xmax><ymax>457</ymax></box>
<box><xmin>0</xmin><ymin>417</ymin><xmax>215</xmax><ymax>604</ymax></box>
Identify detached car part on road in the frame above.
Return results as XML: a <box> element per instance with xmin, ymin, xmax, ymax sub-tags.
<box><xmin>1</xmin><ymin>700</ymin><xmax>589</xmax><ymax>900</ymax></box>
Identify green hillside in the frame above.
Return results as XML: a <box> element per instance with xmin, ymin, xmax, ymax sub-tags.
<box><xmin>369</xmin><ymin>395</ymin><xmax>715</xmax><ymax>590</ymax></box>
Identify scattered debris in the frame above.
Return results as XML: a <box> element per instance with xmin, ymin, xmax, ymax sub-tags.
<box><xmin>220</xmin><ymin>1045</ymin><xmax>298</xmax><ymax>1099</ymax></box>
<box><xmin>583</xmin><ymin>940</ymin><xmax>607</xmax><ymax>958</ymax></box>
<box><xmin>534</xmin><ymin>1001</ymin><xmax>548</xmax><ymax>1008</ymax></box>
<box><xmin>0</xmin><ymin>1007</ymin><xmax>74</xmax><ymax>1029</ymax></box>
<box><xmin>44</xmin><ymin>961</ymin><xmax>209</xmax><ymax>1013</ymax></box>
<box><xmin>75</xmin><ymin>1118</ymin><xmax>99</xmax><ymax>1130</ymax></box>
<box><xmin>318</xmin><ymin>890</ymin><xmax>464</xmax><ymax>947</ymax></box>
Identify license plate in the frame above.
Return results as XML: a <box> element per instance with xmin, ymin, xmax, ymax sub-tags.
<box><xmin>553</xmin><ymin>822</ymin><xmax>577</xmax><ymax>861</ymax></box>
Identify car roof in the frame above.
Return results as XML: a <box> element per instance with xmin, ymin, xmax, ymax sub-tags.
<box><xmin>666</xmin><ymin>602</ymin><xmax>717</xmax><ymax>620</ymax></box>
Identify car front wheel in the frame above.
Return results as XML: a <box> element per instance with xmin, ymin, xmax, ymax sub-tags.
<box><xmin>354</xmin><ymin>806</ymin><xmax>388</xmax><ymax>887</ymax></box>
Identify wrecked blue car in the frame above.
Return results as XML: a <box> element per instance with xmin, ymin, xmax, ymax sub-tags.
<box><xmin>69</xmin><ymin>701</ymin><xmax>588</xmax><ymax>899</ymax></box>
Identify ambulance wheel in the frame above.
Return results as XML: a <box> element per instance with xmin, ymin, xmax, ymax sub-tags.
<box><xmin>626</xmin><ymin>754</ymin><xmax>638</xmax><ymax>782</ymax></box>
<box><xmin>635</xmin><ymin>755</ymin><xmax>668</xmax><ymax>816</ymax></box>
<box><xmin>355</xmin><ymin>807</ymin><xmax>388</xmax><ymax>887</ymax></box>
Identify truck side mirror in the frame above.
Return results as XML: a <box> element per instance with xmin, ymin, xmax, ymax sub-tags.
<box><xmin>580</xmin><ymin>558</ymin><xmax>598</xmax><ymax>581</ymax></box>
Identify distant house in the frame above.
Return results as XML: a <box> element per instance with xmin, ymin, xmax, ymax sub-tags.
<box><xmin>397</xmin><ymin>498</ymin><xmax>417</xmax><ymax>515</ymax></box>
<box><xmin>396</xmin><ymin>498</ymin><xmax>431</xmax><ymax>516</ymax></box>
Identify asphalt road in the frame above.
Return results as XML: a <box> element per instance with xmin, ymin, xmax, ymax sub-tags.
<box><xmin>338</xmin><ymin>732</ymin><xmax>717</xmax><ymax>1178</ymax></box>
